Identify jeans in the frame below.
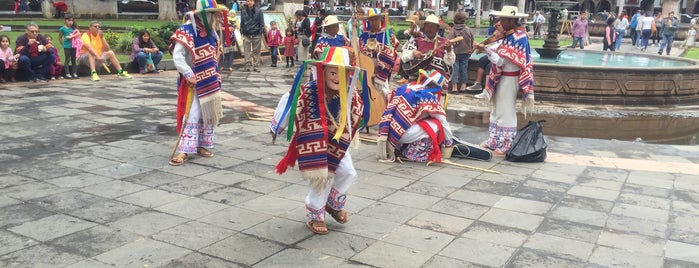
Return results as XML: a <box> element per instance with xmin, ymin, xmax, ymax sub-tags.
<box><xmin>18</xmin><ymin>53</ymin><xmax>55</xmax><ymax>80</ymax></box>
<box><xmin>570</xmin><ymin>36</ymin><xmax>584</xmax><ymax>49</ymax></box>
<box><xmin>636</xmin><ymin>30</ymin><xmax>643</xmax><ymax>47</ymax></box>
<box><xmin>243</xmin><ymin>34</ymin><xmax>262</xmax><ymax>69</ymax></box>
<box><xmin>641</xmin><ymin>29</ymin><xmax>651</xmax><ymax>49</ymax></box>
<box><xmin>270</xmin><ymin>46</ymin><xmax>278</xmax><ymax>65</ymax></box>
<box><xmin>658</xmin><ymin>34</ymin><xmax>675</xmax><ymax>54</ymax></box>
<box><xmin>452</xmin><ymin>53</ymin><xmax>470</xmax><ymax>86</ymax></box>
<box><xmin>630</xmin><ymin>27</ymin><xmax>637</xmax><ymax>45</ymax></box>
<box><xmin>134</xmin><ymin>51</ymin><xmax>163</xmax><ymax>71</ymax></box>
<box><xmin>614</xmin><ymin>29</ymin><xmax>625</xmax><ymax>50</ymax></box>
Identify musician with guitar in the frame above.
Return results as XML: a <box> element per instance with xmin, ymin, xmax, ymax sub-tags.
<box><xmin>400</xmin><ymin>14</ymin><xmax>456</xmax><ymax>91</ymax></box>
<box><xmin>471</xmin><ymin>6</ymin><xmax>535</xmax><ymax>157</ymax></box>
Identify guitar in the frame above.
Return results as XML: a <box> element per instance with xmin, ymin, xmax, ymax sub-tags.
<box><xmin>400</xmin><ymin>36</ymin><xmax>463</xmax><ymax>78</ymax></box>
<box><xmin>350</xmin><ymin>7</ymin><xmax>385</xmax><ymax>127</ymax></box>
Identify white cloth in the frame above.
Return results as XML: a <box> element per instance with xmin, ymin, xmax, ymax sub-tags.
<box><xmin>398</xmin><ymin>114</ymin><xmax>454</xmax><ymax>144</ymax></box>
<box><xmin>305</xmin><ymin>151</ymin><xmax>357</xmax><ymax>212</ymax></box>
<box><xmin>270</xmin><ymin>92</ymin><xmax>290</xmax><ymax>133</ymax></box>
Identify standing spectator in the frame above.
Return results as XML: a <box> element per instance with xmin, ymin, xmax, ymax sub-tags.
<box><xmin>312</xmin><ymin>9</ymin><xmax>327</xmax><ymax>49</ymax></box>
<box><xmin>15</xmin><ymin>0</ymin><xmax>29</xmax><ymax>13</ymax></box>
<box><xmin>533</xmin><ymin>10</ymin><xmax>545</xmax><ymax>39</ymax></box>
<box><xmin>614</xmin><ymin>14</ymin><xmax>629</xmax><ymax>50</ymax></box>
<box><xmin>569</xmin><ymin>11</ymin><xmax>588</xmax><ymax>49</ymax></box>
<box><xmin>0</xmin><ymin>35</ymin><xmax>19</xmax><ymax>82</ymax></box>
<box><xmin>58</xmin><ymin>14</ymin><xmax>79</xmax><ymax>79</ymax></box>
<box><xmin>657</xmin><ymin>11</ymin><xmax>679</xmax><ymax>55</ymax></box>
<box><xmin>44</xmin><ymin>35</ymin><xmax>64</xmax><ymax>80</ymax></box>
<box><xmin>635</xmin><ymin>12</ymin><xmax>645</xmax><ymax>49</ymax></box>
<box><xmin>283</xmin><ymin>28</ymin><xmax>296</xmax><ymax>67</ymax></box>
<box><xmin>240</xmin><ymin>0</ymin><xmax>265</xmax><ymax>72</ymax></box>
<box><xmin>629</xmin><ymin>10</ymin><xmax>641</xmax><ymax>46</ymax></box>
<box><xmin>603</xmin><ymin>17</ymin><xmax>617</xmax><ymax>51</ymax></box>
<box><xmin>15</xmin><ymin>22</ymin><xmax>55</xmax><ymax>82</ymax></box>
<box><xmin>176</xmin><ymin>0</ymin><xmax>189</xmax><ymax>19</ymax></box>
<box><xmin>467</xmin><ymin>19</ymin><xmax>504</xmax><ymax>98</ymax></box>
<box><xmin>52</xmin><ymin>1</ymin><xmax>68</xmax><ymax>18</ymax></box>
<box><xmin>295</xmin><ymin>10</ymin><xmax>312</xmax><ymax>63</ymax></box>
<box><xmin>221</xmin><ymin>16</ymin><xmax>238</xmax><ymax>72</ymax></box>
<box><xmin>640</xmin><ymin>11</ymin><xmax>654</xmax><ymax>51</ymax></box>
<box><xmin>131</xmin><ymin>29</ymin><xmax>163</xmax><ymax>74</ymax></box>
<box><xmin>78</xmin><ymin>20</ymin><xmax>132</xmax><ymax>81</ymax></box>
<box><xmin>266</xmin><ymin>21</ymin><xmax>282</xmax><ymax>67</ymax></box>
<box><xmin>448</xmin><ymin>12</ymin><xmax>474</xmax><ymax>93</ymax></box>
<box><xmin>651</xmin><ymin>12</ymin><xmax>662</xmax><ymax>46</ymax></box>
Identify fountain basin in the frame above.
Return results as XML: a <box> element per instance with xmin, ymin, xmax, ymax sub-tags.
<box><xmin>469</xmin><ymin>50</ymin><xmax>699</xmax><ymax>105</ymax></box>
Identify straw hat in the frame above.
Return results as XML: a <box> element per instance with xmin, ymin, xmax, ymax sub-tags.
<box><xmin>193</xmin><ymin>0</ymin><xmax>227</xmax><ymax>13</ymax></box>
<box><xmin>366</xmin><ymin>8</ymin><xmax>383</xmax><ymax>18</ymax></box>
<box><xmin>322</xmin><ymin>15</ymin><xmax>343</xmax><ymax>27</ymax></box>
<box><xmin>318</xmin><ymin>46</ymin><xmax>355</xmax><ymax>68</ymax></box>
<box><xmin>405</xmin><ymin>14</ymin><xmax>420</xmax><ymax>23</ymax></box>
<box><xmin>491</xmin><ymin>5</ymin><xmax>528</xmax><ymax>18</ymax></box>
<box><xmin>418</xmin><ymin>14</ymin><xmax>445</xmax><ymax>28</ymax></box>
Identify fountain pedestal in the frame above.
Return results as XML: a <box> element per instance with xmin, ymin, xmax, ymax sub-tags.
<box><xmin>535</xmin><ymin>9</ymin><xmax>566</xmax><ymax>59</ymax></box>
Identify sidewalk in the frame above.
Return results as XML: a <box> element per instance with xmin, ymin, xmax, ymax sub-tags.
<box><xmin>0</xmin><ymin>59</ymin><xmax>698</xmax><ymax>267</ymax></box>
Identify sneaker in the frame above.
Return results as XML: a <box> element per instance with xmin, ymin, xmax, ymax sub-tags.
<box><xmin>50</xmin><ymin>77</ymin><xmax>56</xmax><ymax>80</ymax></box>
<box><xmin>118</xmin><ymin>70</ymin><xmax>132</xmax><ymax>78</ymax></box>
<box><xmin>72</xmin><ymin>73</ymin><xmax>78</xmax><ymax>79</ymax></box>
<box><xmin>64</xmin><ymin>73</ymin><xmax>73</xmax><ymax>79</ymax></box>
<box><xmin>473</xmin><ymin>92</ymin><xmax>485</xmax><ymax>99</ymax></box>
<box><xmin>253</xmin><ymin>68</ymin><xmax>260</xmax><ymax>72</ymax></box>
<box><xmin>139</xmin><ymin>67</ymin><xmax>146</xmax><ymax>74</ymax></box>
<box><xmin>91</xmin><ymin>73</ymin><xmax>100</xmax><ymax>81</ymax></box>
<box><xmin>466</xmin><ymin>83</ymin><xmax>482</xmax><ymax>91</ymax></box>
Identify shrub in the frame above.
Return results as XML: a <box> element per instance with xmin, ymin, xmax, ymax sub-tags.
<box><xmin>103</xmin><ymin>30</ymin><xmax>121</xmax><ymax>49</ymax></box>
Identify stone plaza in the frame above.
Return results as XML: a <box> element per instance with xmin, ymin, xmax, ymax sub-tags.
<box><xmin>1</xmin><ymin>43</ymin><xmax>699</xmax><ymax>267</ymax></box>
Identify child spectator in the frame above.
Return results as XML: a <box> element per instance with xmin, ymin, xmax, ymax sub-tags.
<box><xmin>0</xmin><ymin>35</ymin><xmax>18</xmax><ymax>82</ymax></box>
<box><xmin>267</xmin><ymin>21</ymin><xmax>282</xmax><ymax>67</ymax></box>
<box><xmin>59</xmin><ymin>14</ymin><xmax>80</xmax><ymax>79</ymax></box>
<box><xmin>44</xmin><ymin>35</ymin><xmax>64</xmax><ymax>80</ymax></box>
<box><xmin>221</xmin><ymin>17</ymin><xmax>238</xmax><ymax>72</ymax></box>
<box><xmin>283</xmin><ymin>28</ymin><xmax>296</xmax><ymax>67</ymax></box>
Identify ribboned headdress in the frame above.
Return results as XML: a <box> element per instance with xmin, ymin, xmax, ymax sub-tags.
<box><xmin>363</xmin><ymin>8</ymin><xmax>392</xmax><ymax>45</ymax></box>
<box><xmin>273</xmin><ymin>46</ymin><xmax>372</xmax><ymax>142</ymax></box>
<box><xmin>185</xmin><ymin>0</ymin><xmax>228</xmax><ymax>41</ymax></box>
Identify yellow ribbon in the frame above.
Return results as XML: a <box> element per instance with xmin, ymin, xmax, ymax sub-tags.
<box><xmin>333</xmin><ymin>65</ymin><xmax>348</xmax><ymax>141</ymax></box>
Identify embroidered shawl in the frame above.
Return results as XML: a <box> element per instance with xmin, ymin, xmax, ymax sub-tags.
<box><xmin>404</xmin><ymin>36</ymin><xmax>453</xmax><ymax>89</ymax></box>
<box><xmin>313</xmin><ymin>34</ymin><xmax>350</xmax><ymax>59</ymax></box>
<box><xmin>359</xmin><ymin>30</ymin><xmax>399</xmax><ymax>82</ymax></box>
<box><xmin>484</xmin><ymin>28</ymin><xmax>534</xmax><ymax>114</ymax></box>
<box><xmin>378</xmin><ymin>83</ymin><xmax>445</xmax><ymax>149</ymax></box>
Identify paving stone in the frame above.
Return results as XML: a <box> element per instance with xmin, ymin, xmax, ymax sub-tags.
<box><xmin>243</xmin><ymin>217</ymin><xmax>312</xmax><ymax>245</ymax></box>
<box><xmin>479</xmin><ymin>208</ymin><xmax>544</xmax><ymax>231</ymax></box>
<box><xmin>627</xmin><ymin>171</ymin><xmax>674</xmax><ymax>189</ymax></box>
<box><xmin>581</xmin><ymin>166</ymin><xmax>629</xmax><ymax>182</ymax></box>
<box><xmin>63</xmin><ymin>258</ymin><xmax>115</xmax><ymax>268</ymax></box>
<box><xmin>0</xmin><ymin>181</ymin><xmax>71</xmax><ymax>201</ymax></box>
<box><xmin>80</xmin><ymin>180</ymin><xmax>149</xmax><ymax>198</ymax></box>
<box><xmin>669</xmin><ymin>226</ymin><xmax>699</xmax><ymax>245</ymax></box>
<box><xmin>88</xmin><ymin>163</ymin><xmax>152</xmax><ymax>180</ymax></box>
<box><xmin>93</xmin><ymin>238</ymin><xmax>191</xmax><ymax>267</ymax></box>
<box><xmin>381</xmin><ymin>190</ymin><xmax>442</xmax><ymax>210</ymax></box>
<box><xmin>157</xmin><ymin>178</ymin><xmax>225</xmax><ymax>196</ymax></box>
<box><xmin>430</xmin><ymin>199</ymin><xmax>490</xmax><ymax>220</ymax></box>
<box><xmin>338</xmin><ymin>215</ymin><xmax>402</xmax><ymax>240</ymax></box>
<box><xmin>351</xmin><ymin>182</ymin><xmax>397</xmax><ymax>200</ymax></box>
<box><xmin>665</xmin><ymin>240</ymin><xmax>699</xmax><ymax>264</ymax></box>
<box><xmin>356</xmin><ymin>201</ymin><xmax>422</xmax><ymax>224</ymax></box>
<box><xmin>0</xmin><ymin>203</ymin><xmax>56</xmax><ymax>229</ymax></box>
<box><xmin>165</xmin><ymin>252</ymin><xmax>245</xmax><ymax>268</ymax></box>
<box><xmin>256</xmin><ymin>248</ymin><xmax>346</xmax><ymax>268</ymax></box>
<box><xmin>116</xmin><ymin>189</ymin><xmax>189</xmax><ymax>208</ymax></box>
<box><xmin>476</xmin><ymin>170</ymin><xmax>527</xmax><ymax>185</ymax></box>
<box><xmin>619</xmin><ymin>192</ymin><xmax>671</xmax><ymax>210</ymax></box>
<box><xmin>567</xmin><ymin>185</ymin><xmax>620</xmax><ymax>201</ymax></box>
<box><xmin>351</xmin><ymin>241</ymin><xmax>434</xmax><ymax>268</ymax></box>
<box><xmin>66</xmin><ymin>199</ymin><xmax>144</xmax><ymax>224</ymax></box>
<box><xmin>360</xmin><ymin>172</ymin><xmax>413</xmax><ymax>189</ymax></box>
<box><xmin>509</xmin><ymin>248</ymin><xmax>585</xmax><ymax>268</ymax></box>
<box><xmin>407</xmin><ymin>210</ymin><xmax>474</xmax><ymax>236</ymax></box>
<box><xmin>439</xmin><ymin>238</ymin><xmax>517</xmax><ymax>267</ymax></box>
<box><xmin>611</xmin><ymin>203</ymin><xmax>669</xmax><ymax>222</ymax></box>
<box><xmin>382</xmin><ymin>163</ymin><xmax>437</xmax><ymax>180</ymax></box>
<box><xmin>9</xmin><ymin>214</ymin><xmax>97</xmax><ymax>242</ymax></box>
<box><xmin>233</xmin><ymin>177</ymin><xmax>291</xmax><ymax>194</ymax></box>
<box><xmin>0</xmin><ymin>244</ymin><xmax>85</xmax><ymax>267</ymax></box>
<box><xmin>491</xmin><ymin>163</ymin><xmax>537</xmax><ymax>177</ymax></box>
<box><xmin>236</xmin><ymin>195</ymin><xmax>303</xmax><ymax>216</ymax></box>
<box><xmin>0</xmin><ymin>174</ymin><xmax>36</xmax><ymax>189</ymax></box>
<box><xmin>200</xmin><ymin>233</ymin><xmax>285</xmax><ymax>266</ymax></box>
<box><xmin>187</xmin><ymin>154</ymin><xmax>246</xmax><ymax>169</ymax></box>
<box><xmin>674</xmin><ymin>174</ymin><xmax>699</xmax><ymax>194</ymax></box>
<box><xmin>419</xmin><ymin>169</ymin><xmax>474</xmax><ymax>188</ymax></box>
<box><xmin>671</xmin><ymin>211</ymin><xmax>699</xmax><ymax>230</ymax></box>
<box><xmin>109</xmin><ymin>211</ymin><xmax>189</xmax><ymax>236</ymax></box>
<box><xmin>381</xmin><ymin>225</ymin><xmax>455</xmax><ymax>254</ymax></box>
<box><xmin>46</xmin><ymin>173</ymin><xmax>113</xmax><ymax>188</ymax></box>
<box><xmin>268</xmin><ymin>183</ymin><xmax>314</xmax><ymax>201</ymax></box>
<box><xmin>448</xmin><ymin>189</ymin><xmax>502</xmax><ymax>207</ymax></box>
<box><xmin>559</xmin><ymin>195</ymin><xmax>614</xmax><ymax>212</ymax></box>
<box><xmin>550</xmin><ymin>206</ymin><xmax>608</xmax><ymax>227</ymax></box>
<box><xmin>58</xmin><ymin>156</ymin><xmax>120</xmax><ymax>171</ymax></box>
<box><xmin>31</xmin><ymin>190</ymin><xmax>107</xmax><ymax>213</ymax></box>
<box><xmin>198</xmin><ymin>206</ymin><xmax>272</xmax><ymax>231</ymax></box>
<box><xmin>0</xmin><ymin>230</ymin><xmax>39</xmax><ymax>256</ymax></box>
<box><xmin>589</xmin><ymin>245</ymin><xmax>664</xmax><ymax>268</ymax></box>
<box><xmin>297</xmin><ymin>231</ymin><xmax>375</xmax><ymax>259</ymax></box>
<box><xmin>162</xmin><ymin>162</ymin><xmax>219</xmax><ymax>177</ymax></box>
<box><xmin>463</xmin><ymin>179</ymin><xmax>520</xmax><ymax>196</ymax></box>
<box><xmin>155</xmin><ymin>197</ymin><xmax>229</xmax><ymax>219</ymax></box>
<box><xmin>664</xmin><ymin>258</ymin><xmax>699</xmax><ymax>268</ymax></box>
<box><xmin>674</xmin><ymin>190</ymin><xmax>699</xmax><ymax>203</ymax></box>
<box><xmin>342</xmin><ymin>195</ymin><xmax>375</xmax><ymax>214</ymax></box>
<box><xmin>519</xmin><ymin>178</ymin><xmax>570</xmax><ymax>193</ymax></box>
<box><xmin>522</xmin><ymin>233</ymin><xmax>594</xmax><ymax>261</ymax></box>
<box><xmin>605</xmin><ymin>214</ymin><xmax>667</xmax><ymax>238</ymax></box>
<box><xmin>530</xmin><ymin>169</ymin><xmax>578</xmax><ymax>184</ymax></box>
<box><xmin>672</xmin><ymin>200</ymin><xmax>699</xmax><ymax>216</ymax></box>
<box><xmin>153</xmin><ymin>221</ymin><xmax>235</xmax><ymax>250</ymax></box>
<box><xmin>194</xmin><ymin>170</ymin><xmax>253</xmax><ymax>186</ymax></box>
<box><xmin>49</xmin><ymin>225</ymin><xmax>139</xmax><ymax>257</ymax></box>
<box><xmin>200</xmin><ymin>186</ymin><xmax>262</xmax><ymax>205</ymax></box>
<box><xmin>12</xmin><ymin>164</ymin><xmax>81</xmax><ymax>181</ymax></box>
<box><xmin>493</xmin><ymin>196</ymin><xmax>552</xmax><ymax>215</ymax></box>
<box><xmin>422</xmin><ymin>255</ymin><xmax>488</xmax><ymax>268</ymax></box>
<box><xmin>461</xmin><ymin>221</ymin><xmax>529</xmax><ymax>247</ymax></box>
<box><xmin>537</xmin><ymin>218</ymin><xmax>602</xmax><ymax>243</ymax></box>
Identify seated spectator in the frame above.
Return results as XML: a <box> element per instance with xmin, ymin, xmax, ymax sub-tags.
<box><xmin>44</xmin><ymin>35</ymin><xmax>64</xmax><ymax>80</ymax></box>
<box><xmin>0</xmin><ymin>35</ymin><xmax>19</xmax><ymax>82</ymax></box>
<box><xmin>130</xmin><ymin>29</ymin><xmax>163</xmax><ymax>74</ymax></box>
<box><xmin>15</xmin><ymin>22</ymin><xmax>55</xmax><ymax>82</ymax></box>
<box><xmin>79</xmin><ymin>20</ymin><xmax>132</xmax><ymax>81</ymax></box>
<box><xmin>53</xmin><ymin>1</ymin><xmax>68</xmax><ymax>18</ymax></box>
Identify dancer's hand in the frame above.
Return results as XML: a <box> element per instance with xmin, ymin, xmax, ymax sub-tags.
<box><xmin>186</xmin><ymin>76</ymin><xmax>197</xmax><ymax>86</ymax></box>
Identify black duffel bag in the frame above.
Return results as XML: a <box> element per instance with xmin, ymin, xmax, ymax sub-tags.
<box><xmin>506</xmin><ymin>120</ymin><xmax>547</xmax><ymax>162</ymax></box>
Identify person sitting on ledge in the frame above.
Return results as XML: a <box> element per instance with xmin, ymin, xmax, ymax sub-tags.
<box><xmin>78</xmin><ymin>20</ymin><xmax>132</xmax><ymax>81</ymax></box>
<box><xmin>131</xmin><ymin>29</ymin><xmax>163</xmax><ymax>74</ymax></box>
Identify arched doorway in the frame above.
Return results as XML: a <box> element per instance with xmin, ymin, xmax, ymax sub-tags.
<box><xmin>581</xmin><ymin>0</ymin><xmax>595</xmax><ymax>13</ymax></box>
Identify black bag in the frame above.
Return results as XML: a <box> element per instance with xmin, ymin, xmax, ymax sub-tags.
<box><xmin>451</xmin><ymin>137</ymin><xmax>492</xmax><ymax>161</ymax></box>
<box><xmin>506</xmin><ymin>120</ymin><xmax>547</xmax><ymax>162</ymax></box>
<box><xmin>301</xmin><ymin>36</ymin><xmax>311</xmax><ymax>47</ymax></box>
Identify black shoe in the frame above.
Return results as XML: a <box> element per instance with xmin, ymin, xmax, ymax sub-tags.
<box><xmin>271</xmin><ymin>64</ymin><xmax>276</xmax><ymax>67</ymax></box>
<box><xmin>253</xmin><ymin>68</ymin><xmax>260</xmax><ymax>72</ymax></box>
<box><xmin>34</xmin><ymin>76</ymin><xmax>48</xmax><ymax>82</ymax></box>
<box><xmin>658</xmin><ymin>51</ymin><xmax>662</xmax><ymax>55</ymax></box>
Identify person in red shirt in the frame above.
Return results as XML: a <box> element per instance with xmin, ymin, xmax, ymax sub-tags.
<box><xmin>266</xmin><ymin>21</ymin><xmax>282</xmax><ymax>67</ymax></box>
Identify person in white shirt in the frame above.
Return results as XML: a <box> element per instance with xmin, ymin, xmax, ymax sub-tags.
<box><xmin>533</xmin><ymin>11</ymin><xmax>545</xmax><ymax>38</ymax></box>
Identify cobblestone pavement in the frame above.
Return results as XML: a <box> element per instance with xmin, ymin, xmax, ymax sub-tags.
<box><xmin>1</xmin><ymin>53</ymin><xmax>699</xmax><ymax>268</ymax></box>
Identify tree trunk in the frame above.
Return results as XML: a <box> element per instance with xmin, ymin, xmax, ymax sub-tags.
<box><xmin>661</xmin><ymin>0</ymin><xmax>680</xmax><ymax>16</ymax></box>
<box><xmin>160</xmin><ymin>0</ymin><xmax>178</xmax><ymax>20</ymax></box>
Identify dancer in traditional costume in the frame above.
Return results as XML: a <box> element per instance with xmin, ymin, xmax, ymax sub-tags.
<box><xmin>168</xmin><ymin>0</ymin><xmax>226</xmax><ymax>166</ymax></box>
<box><xmin>274</xmin><ymin>46</ymin><xmax>364</xmax><ymax>235</ymax></box>
<box><xmin>400</xmin><ymin>14</ymin><xmax>455</xmax><ymax>89</ymax></box>
<box><xmin>312</xmin><ymin>15</ymin><xmax>350</xmax><ymax>60</ymax></box>
<box><xmin>377</xmin><ymin>70</ymin><xmax>454</xmax><ymax>162</ymax></box>
<box><xmin>473</xmin><ymin>6</ymin><xmax>534</xmax><ymax>156</ymax></box>
<box><xmin>358</xmin><ymin>8</ymin><xmax>399</xmax><ymax>97</ymax></box>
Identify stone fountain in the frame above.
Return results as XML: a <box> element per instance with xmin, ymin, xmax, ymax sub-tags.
<box><xmin>534</xmin><ymin>9</ymin><xmax>566</xmax><ymax>59</ymax></box>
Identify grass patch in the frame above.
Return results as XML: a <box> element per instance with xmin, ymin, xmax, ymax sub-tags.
<box><xmin>684</xmin><ymin>47</ymin><xmax>699</xmax><ymax>60</ymax></box>
<box><xmin>0</xmin><ymin>19</ymin><xmax>173</xmax><ymax>29</ymax></box>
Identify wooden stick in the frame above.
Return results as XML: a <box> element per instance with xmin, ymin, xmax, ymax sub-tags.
<box><xmin>169</xmin><ymin>85</ymin><xmax>195</xmax><ymax>161</ymax></box>
<box><xmin>245</xmin><ymin>112</ymin><xmax>272</xmax><ymax>122</ymax></box>
<box><xmin>427</xmin><ymin>159</ymin><xmax>500</xmax><ymax>174</ymax></box>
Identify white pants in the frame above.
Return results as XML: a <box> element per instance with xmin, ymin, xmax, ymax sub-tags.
<box><xmin>177</xmin><ymin>94</ymin><xmax>215</xmax><ymax>154</ymax></box>
<box><xmin>305</xmin><ymin>152</ymin><xmax>357</xmax><ymax>222</ymax></box>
